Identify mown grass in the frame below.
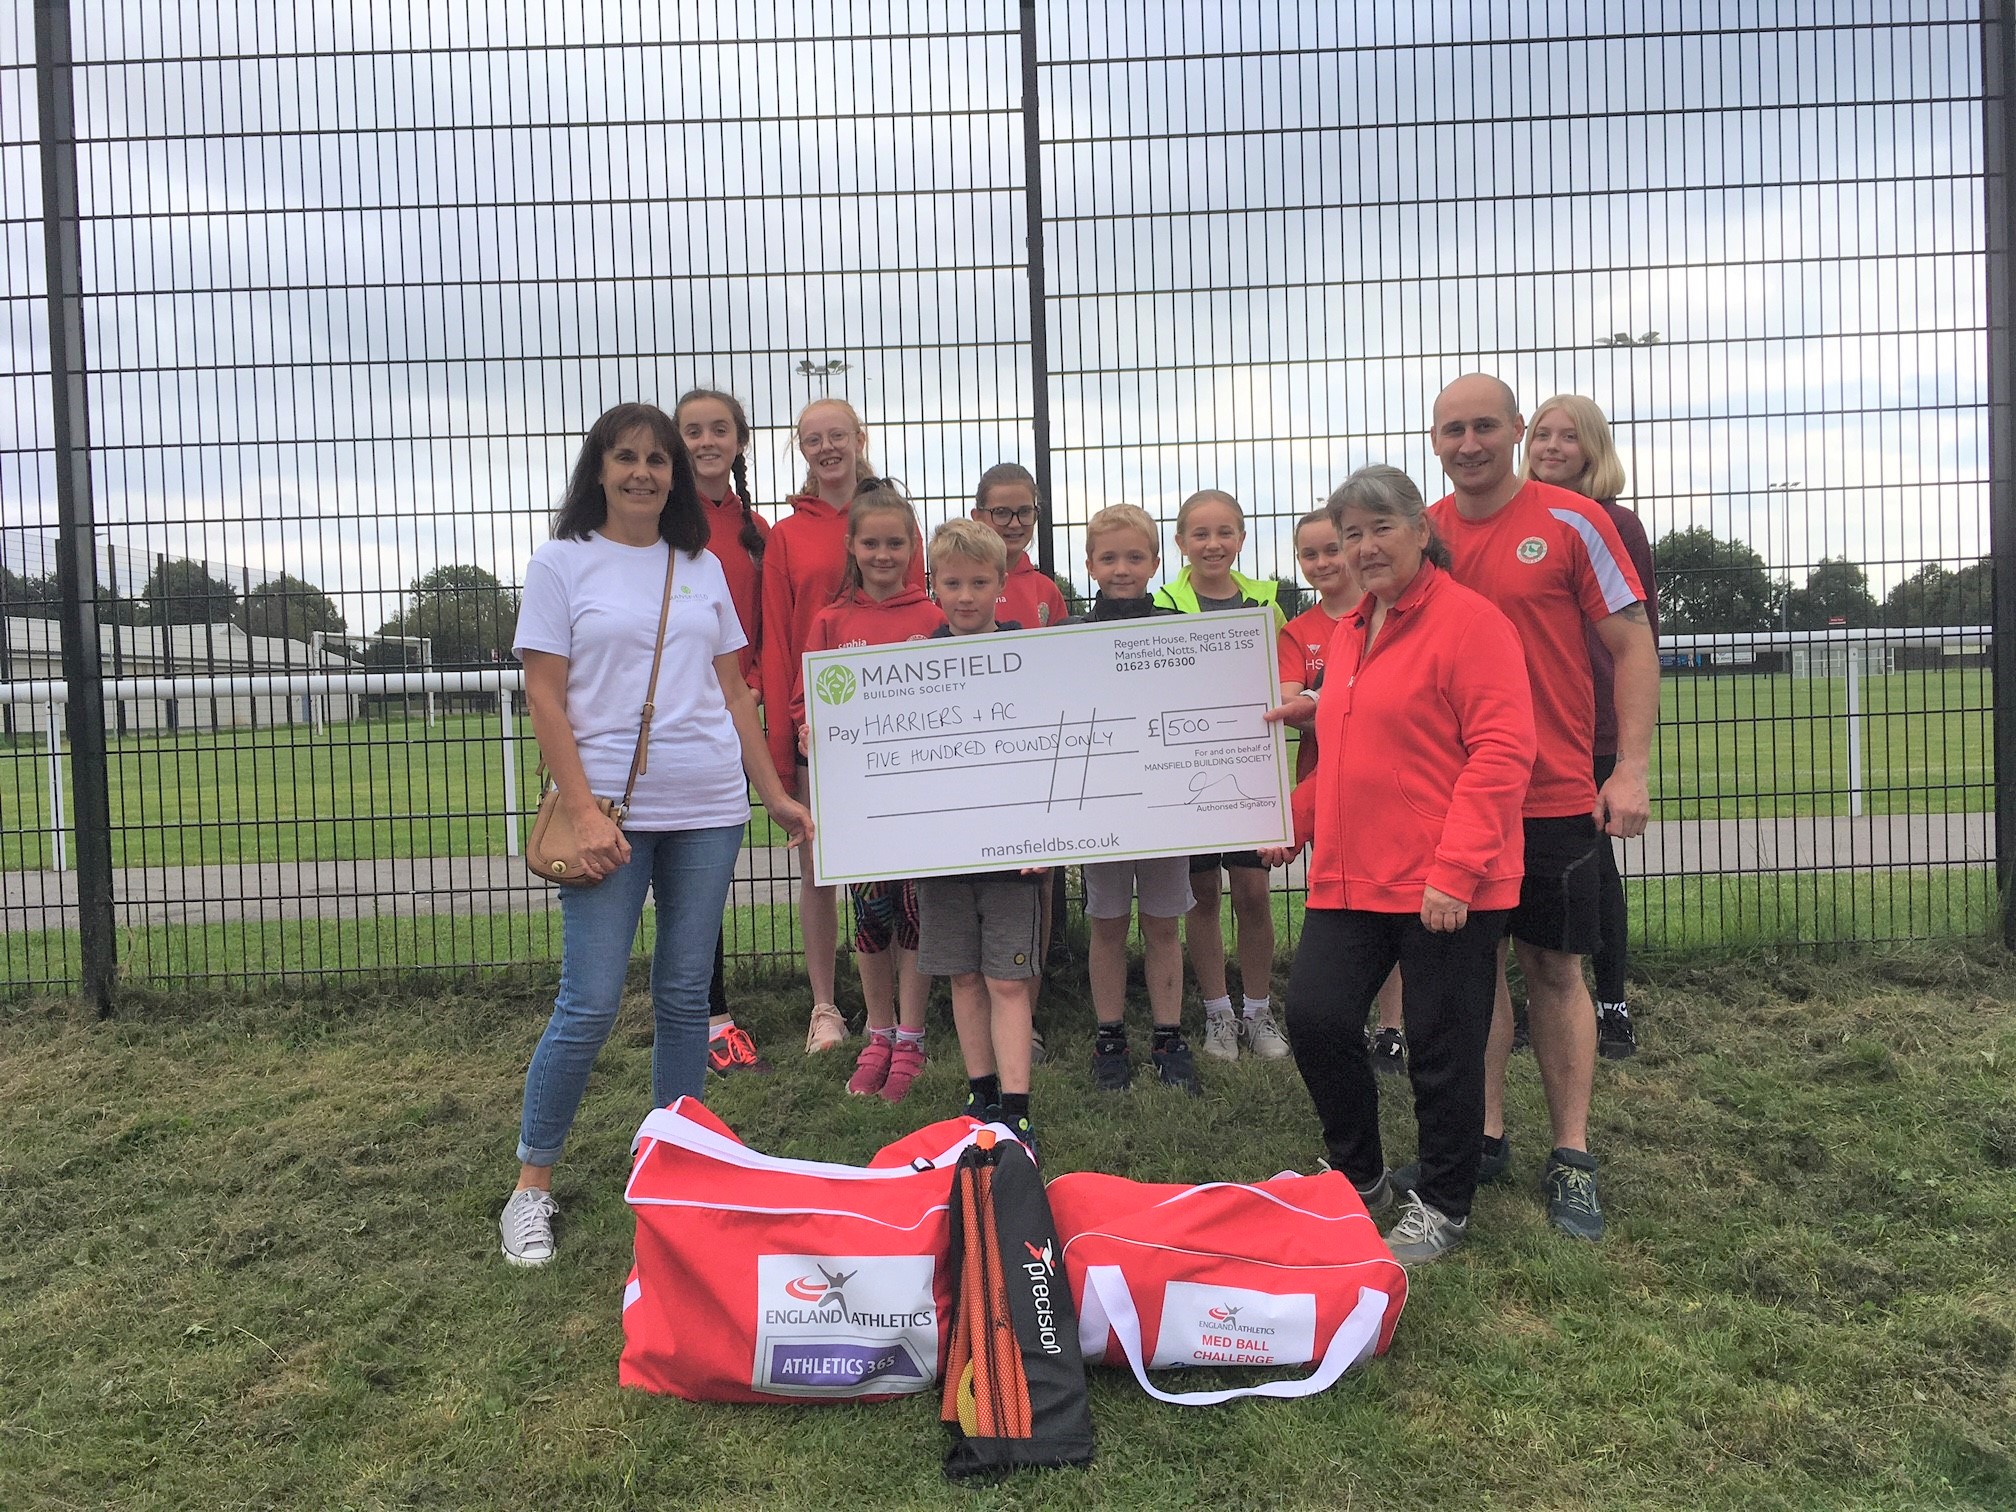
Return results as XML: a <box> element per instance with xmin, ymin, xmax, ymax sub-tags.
<box><xmin>0</xmin><ymin>669</ymin><xmax>1994</xmax><ymax>872</ymax></box>
<box><xmin>3</xmin><ymin>945</ymin><xmax>2013</xmax><ymax>1508</ymax></box>
<box><xmin>1658</xmin><ymin>667</ymin><xmax>1991</xmax><ymax>819</ymax></box>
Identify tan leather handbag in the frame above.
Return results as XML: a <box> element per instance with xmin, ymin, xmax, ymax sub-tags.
<box><xmin>525</xmin><ymin>549</ymin><xmax>679</xmax><ymax>885</ymax></box>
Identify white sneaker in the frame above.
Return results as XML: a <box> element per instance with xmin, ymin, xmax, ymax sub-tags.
<box><xmin>501</xmin><ymin>1187</ymin><xmax>559</xmax><ymax>1267</ymax></box>
<box><xmin>1202</xmin><ymin>1012</ymin><xmax>1240</xmax><ymax>1061</ymax></box>
<box><xmin>1241</xmin><ymin>1006</ymin><xmax>1291</xmax><ymax>1060</ymax></box>
<box><xmin>1383</xmin><ymin>1190</ymin><xmax>1468</xmax><ymax>1266</ymax></box>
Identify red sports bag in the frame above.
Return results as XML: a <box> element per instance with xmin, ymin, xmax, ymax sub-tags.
<box><xmin>1046</xmin><ymin>1170</ymin><xmax>1407</xmax><ymax>1405</ymax></box>
<box><xmin>619</xmin><ymin>1099</ymin><xmax>991</xmax><ymax>1403</ymax></box>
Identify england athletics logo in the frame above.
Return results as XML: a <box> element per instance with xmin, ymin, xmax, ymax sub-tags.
<box><xmin>813</xmin><ymin>663</ymin><xmax>857</xmax><ymax>705</ymax></box>
<box><xmin>753</xmin><ymin>1254</ymin><xmax>937</xmax><ymax>1397</ymax></box>
<box><xmin>1516</xmin><ymin>536</ymin><xmax>1548</xmax><ymax>564</ymax></box>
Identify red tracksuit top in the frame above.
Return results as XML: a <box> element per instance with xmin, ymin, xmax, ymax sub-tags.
<box><xmin>758</xmin><ymin>494</ymin><xmax>926</xmax><ymax>792</ymax></box>
<box><xmin>699</xmin><ymin>490</ymin><xmax>770</xmax><ymax>690</ymax></box>
<box><xmin>997</xmin><ymin>552</ymin><xmax>1068</xmax><ymax>629</ymax></box>
<box><xmin>788</xmin><ymin>585</ymin><xmax>946</xmax><ymax>733</ymax></box>
<box><xmin>1291</xmin><ymin>562</ymin><xmax>1536</xmax><ymax>912</ymax></box>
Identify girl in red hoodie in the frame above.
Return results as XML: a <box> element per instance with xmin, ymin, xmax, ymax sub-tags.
<box><xmin>1262</xmin><ymin>465</ymin><xmax>1534</xmax><ymax>1266</ymax></box>
<box><xmin>792</xmin><ymin>486</ymin><xmax>944</xmax><ymax>1102</ymax></box>
<box><xmin>676</xmin><ymin>388</ymin><xmax>775</xmax><ymax>1077</ymax></box>
<box><xmin>760</xmin><ymin>398</ymin><xmax>923</xmax><ymax>1055</ymax></box>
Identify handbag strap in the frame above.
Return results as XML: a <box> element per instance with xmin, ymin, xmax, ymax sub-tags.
<box><xmin>612</xmin><ymin>547</ymin><xmax>680</xmax><ymax>816</ymax></box>
<box><xmin>1077</xmin><ymin>1264</ymin><xmax>1387</xmax><ymax>1406</ymax></box>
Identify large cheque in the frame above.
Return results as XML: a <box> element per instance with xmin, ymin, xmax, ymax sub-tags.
<box><xmin>802</xmin><ymin>606</ymin><xmax>1292</xmax><ymax>884</ymax></box>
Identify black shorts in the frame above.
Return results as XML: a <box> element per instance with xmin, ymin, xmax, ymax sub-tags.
<box><xmin>1509</xmin><ymin>815</ymin><xmax>1603</xmax><ymax>956</ymax></box>
<box><xmin>1189</xmin><ymin>851</ymin><xmax>1268</xmax><ymax>875</ymax></box>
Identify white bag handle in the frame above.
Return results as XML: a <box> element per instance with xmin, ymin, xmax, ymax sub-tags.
<box><xmin>1078</xmin><ymin>1264</ymin><xmax>1388</xmax><ymax>1406</ymax></box>
<box><xmin>631</xmin><ymin>1104</ymin><xmax>988</xmax><ymax>1179</ymax></box>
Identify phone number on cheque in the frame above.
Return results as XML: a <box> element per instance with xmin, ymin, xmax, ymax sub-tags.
<box><xmin>1114</xmin><ymin>654</ymin><xmax>1197</xmax><ymax>672</ymax></box>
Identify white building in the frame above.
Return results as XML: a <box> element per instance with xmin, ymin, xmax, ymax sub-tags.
<box><xmin>0</xmin><ymin>617</ymin><xmax>359</xmax><ymax>730</ymax></box>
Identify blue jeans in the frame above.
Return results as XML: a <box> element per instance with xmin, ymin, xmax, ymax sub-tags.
<box><xmin>517</xmin><ymin>824</ymin><xmax>743</xmax><ymax>1166</ymax></box>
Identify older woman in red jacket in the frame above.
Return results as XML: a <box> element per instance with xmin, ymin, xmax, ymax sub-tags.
<box><xmin>1263</xmin><ymin>465</ymin><xmax>1535</xmax><ymax>1264</ymax></box>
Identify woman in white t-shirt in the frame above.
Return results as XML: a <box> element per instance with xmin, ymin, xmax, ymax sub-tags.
<box><xmin>500</xmin><ymin>402</ymin><xmax>813</xmax><ymax>1268</ymax></box>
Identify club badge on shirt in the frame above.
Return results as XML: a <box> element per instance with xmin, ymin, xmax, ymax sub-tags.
<box><xmin>1516</xmin><ymin>537</ymin><xmax>1548</xmax><ymax>564</ymax></box>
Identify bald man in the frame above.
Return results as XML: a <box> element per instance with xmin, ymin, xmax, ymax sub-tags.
<box><xmin>1408</xmin><ymin>373</ymin><xmax>1659</xmax><ymax>1241</ymax></box>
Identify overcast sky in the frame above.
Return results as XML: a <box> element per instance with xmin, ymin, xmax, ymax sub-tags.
<box><xmin>0</xmin><ymin>0</ymin><xmax>1989</xmax><ymax>632</ymax></box>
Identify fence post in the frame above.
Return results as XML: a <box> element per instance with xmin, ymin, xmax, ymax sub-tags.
<box><xmin>500</xmin><ymin>687</ymin><xmax>520</xmax><ymax>858</ymax></box>
<box><xmin>36</xmin><ymin>0</ymin><xmax>117</xmax><ymax>1008</ymax></box>
<box><xmin>1986</xmin><ymin>1</ymin><xmax>2016</xmax><ymax>950</ymax></box>
<box><xmin>1019</xmin><ymin>0</ymin><xmax>1056</xmax><ymax>578</ymax></box>
<box><xmin>45</xmin><ymin>698</ymin><xmax>66</xmax><ymax>871</ymax></box>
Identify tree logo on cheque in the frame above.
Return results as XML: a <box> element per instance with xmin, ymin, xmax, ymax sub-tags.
<box><xmin>813</xmin><ymin>663</ymin><xmax>857</xmax><ymax>705</ymax></box>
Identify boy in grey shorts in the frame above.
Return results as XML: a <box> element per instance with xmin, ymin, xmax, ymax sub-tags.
<box><xmin>915</xmin><ymin>519</ymin><xmax>1046</xmax><ymax>1151</ymax></box>
<box><xmin>1068</xmin><ymin>505</ymin><xmax>1201</xmax><ymax>1096</ymax></box>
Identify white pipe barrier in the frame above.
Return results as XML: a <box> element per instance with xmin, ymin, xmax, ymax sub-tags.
<box><xmin>0</xmin><ymin>668</ymin><xmax>523</xmax><ymax>706</ymax></box>
<box><xmin>4</xmin><ymin>669</ymin><xmax>527</xmax><ymax>872</ymax></box>
<box><xmin>44</xmin><ymin>699</ymin><xmax>66</xmax><ymax>872</ymax></box>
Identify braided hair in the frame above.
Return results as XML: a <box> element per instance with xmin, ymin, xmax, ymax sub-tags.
<box><xmin>675</xmin><ymin>387</ymin><xmax>766</xmax><ymax>566</ymax></box>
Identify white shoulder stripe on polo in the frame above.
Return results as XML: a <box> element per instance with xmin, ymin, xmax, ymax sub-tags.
<box><xmin>1548</xmin><ymin>506</ymin><xmax>1641</xmax><ymax>614</ymax></box>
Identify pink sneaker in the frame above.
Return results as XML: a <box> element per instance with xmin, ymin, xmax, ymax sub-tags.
<box><xmin>847</xmin><ymin>1036</ymin><xmax>893</xmax><ymax>1096</ymax></box>
<box><xmin>879</xmin><ymin>1041</ymin><xmax>926</xmax><ymax>1103</ymax></box>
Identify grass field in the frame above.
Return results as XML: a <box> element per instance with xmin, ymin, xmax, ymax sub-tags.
<box><xmin>4</xmin><ymin>944</ymin><xmax>2012</xmax><ymax>1508</ymax></box>
<box><xmin>0</xmin><ymin>669</ymin><xmax>1994</xmax><ymax>871</ymax></box>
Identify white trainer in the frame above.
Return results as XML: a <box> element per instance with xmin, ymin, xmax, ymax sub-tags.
<box><xmin>1201</xmin><ymin>1012</ymin><xmax>1241</xmax><ymax>1062</ymax></box>
<box><xmin>501</xmin><ymin>1187</ymin><xmax>559</xmax><ymax>1267</ymax></box>
<box><xmin>1241</xmin><ymin>1005</ymin><xmax>1292</xmax><ymax>1060</ymax></box>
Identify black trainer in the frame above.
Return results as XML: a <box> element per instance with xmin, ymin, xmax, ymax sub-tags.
<box><xmin>1092</xmin><ymin>1031</ymin><xmax>1132</xmax><ymax>1092</ymax></box>
<box><xmin>1544</xmin><ymin>1147</ymin><xmax>1604</xmax><ymax>1240</ymax></box>
<box><xmin>1369</xmin><ymin>1026</ymin><xmax>1407</xmax><ymax>1077</ymax></box>
<box><xmin>1596</xmin><ymin>1001</ymin><xmax>1637</xmax><ymax>1060</ymax></box>
<box><xmin>1152</xmin><ymin>1035</ymin><xmax>1202</xmax><ymax>1097</ymax></box>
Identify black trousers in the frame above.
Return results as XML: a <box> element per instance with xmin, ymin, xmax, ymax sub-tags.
<box><xmin>1591</xmin><ymin>752</ymin><xmax>1627</xmax><ymax>1003</ymax></box>
<box><xmin>1286</xmin><ymin>906</ymin><xmax>1508</xmax><ymax>1221</ymax></box>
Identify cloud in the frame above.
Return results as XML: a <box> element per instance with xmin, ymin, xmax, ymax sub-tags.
<box><xmin>0</xmin><ymin>2</ymin><xmax>1992</xmax><ymax>622</ymax></box>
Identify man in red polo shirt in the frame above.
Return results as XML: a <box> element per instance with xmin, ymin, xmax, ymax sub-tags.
<box><xmin>1415</xmin><ymin>373</ymin><xmax>1659</xmax><ymax>1241</ymax></box>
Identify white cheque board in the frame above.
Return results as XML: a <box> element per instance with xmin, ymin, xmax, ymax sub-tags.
<box><xmin>802</xmin><ymin>606</ymin><xmax>1292</xmax><ymax>884</ymax></box>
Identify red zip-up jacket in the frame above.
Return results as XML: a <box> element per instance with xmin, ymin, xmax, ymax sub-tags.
<box><xmin>1291</xmin><ymin>561</ymin><xmax>1535</xmax><ymax>912</ymax></box>
<box><xmin>789</xmin><ymin>585</ymin><xmax>946</xmax><ymax>733</ymax></box>
<box><xmin>700</xmin><ymin>490</ymin><xmax>770</xmax><ymax>690</ymax></box>
<box><xmin>758</xmin><ymin>494</ymin><xmax>926</xmax><ymax>792</ymax></box>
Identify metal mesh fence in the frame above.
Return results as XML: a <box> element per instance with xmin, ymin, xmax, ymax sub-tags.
<box><xmin>2</xmin><ymin>1</ymin><xmax>2008</xmax><ymax>997</ymax></box>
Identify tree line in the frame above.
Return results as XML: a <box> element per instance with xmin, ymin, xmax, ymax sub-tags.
<box><xmin>1651</xmin><ymin>529</ymin><xmax>1993</xmax><ymax>634</ymax></box>
<box><xmin>2</xmin><ymin>537</ymin><xmax>1981</xmax><ymax>658</ymax></box>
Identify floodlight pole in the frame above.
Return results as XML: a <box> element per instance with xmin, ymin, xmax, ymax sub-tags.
<box><xmin>1984</xmin><ymin>1</ymin><xmax>2016</xmax><ymax>949</ymax></box>
<box><xmin>37</xmin><ymin>0</ymin><xmax>117</xmax><ymax>1010</ymax></box>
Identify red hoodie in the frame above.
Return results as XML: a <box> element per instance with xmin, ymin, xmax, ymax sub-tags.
<box><xmin>758</xmin><ymin>494</ymin><xmax>926</xmax><ymax>792</ymax></box>
<box><xmin>789</xmin><ymin>585</ymin><xmax>945</xmax><ymax>734</ymax></box>
<box><xmin>1291</xmin><ymin>561</ymin><xmax>1535</xmax><ymax>913</ymax></box>
<box><xmin>700</xmin><ymin>490</ymin><xmax>770</xmax><ymax>689</ymax></box>
<box><xmin>997</xmin><ymin>552</ymin><xmax>1068</xmax><ymax>629</ymax></box>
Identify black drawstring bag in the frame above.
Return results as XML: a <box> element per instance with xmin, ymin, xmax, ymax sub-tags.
<box><xmin>939</xmin><ymin>1133</ymin><xmax>1095</xmax><ymax>1480</ymax></box>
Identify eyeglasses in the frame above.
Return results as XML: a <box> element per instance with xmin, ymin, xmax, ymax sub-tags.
<box><xmin>982</xmin><ymin>505</ymin><xmax>1039</xmax><ymax>525</ymax></box>
<box><xmin>799</xmin><ymin>428</ymin><xmax>856</xmax><ymax>449</ymax></box>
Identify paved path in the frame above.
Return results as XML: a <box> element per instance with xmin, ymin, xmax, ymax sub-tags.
<box><xmin>0</xmin><ymin>813</ymin><xmax>1996</xmax><ymax>934</ymax></box>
